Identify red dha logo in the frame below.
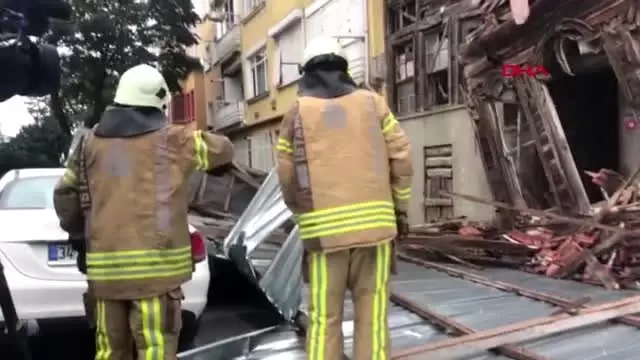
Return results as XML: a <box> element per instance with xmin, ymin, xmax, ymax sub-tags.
<box><xmin>502</xmin><ymin>64</ymin><xmax>550</xmax><ymax>78</ymax></box>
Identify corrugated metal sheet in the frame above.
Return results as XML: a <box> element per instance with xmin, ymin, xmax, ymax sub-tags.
<box><xmin>223</xmin><ymin>169</ymin><xmax>302</xmax><ymax>322</ymax></box>
<box><xmin>183</xmin><ymin>168</ymin><xmax>640</xmax><ymax>359</ymax></box>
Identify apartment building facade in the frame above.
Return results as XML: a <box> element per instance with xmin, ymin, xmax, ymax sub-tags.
<box><xmin>168</xmin><ymin>18</ymin><xmax>214</xmax><ymax>130</ymax></box>
<box><xmin>205</xmin><ymin>0</ymin><xmax>386</xmax><ymax>172</ymax></box>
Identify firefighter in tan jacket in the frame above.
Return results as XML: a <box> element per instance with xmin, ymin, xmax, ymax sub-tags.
<box><xmin>53</xmin><ymin>64</ymin><xmax>234</xmax><ymax>360</ymax></box>
<box><xmin>276</xmin><ymin>36</ymin><xmax>413</xmax><ymax>360</ymax></box>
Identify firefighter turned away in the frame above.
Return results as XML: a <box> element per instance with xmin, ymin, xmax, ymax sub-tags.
<box><xmin>276</xmin><ymin>36</ymin><xmax>413</xmax><ymax>360</ymax></box>
<box><xmin>53</xmin><ymin>64</ymin><xmax>234</xmax><ymax>360</ymax></box>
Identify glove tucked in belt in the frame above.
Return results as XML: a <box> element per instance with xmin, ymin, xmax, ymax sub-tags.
<box><xmin>68</xmin><ymin>235</ymin><xmax>87</xmax><ymax>274</ymax></box>
<box><xmin>395</xmin><ymin>211</ymin><xmax>409</xmax><ymax>238</ymax></box>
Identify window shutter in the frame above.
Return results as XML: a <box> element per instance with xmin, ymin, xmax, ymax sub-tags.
<box><xmin>271</xmin><ymin>45</ymin><xmax>282</xmax><ymax>88</ymax></box>
<box><xmin>183</xmin><ymin>93</ymin><xmax>189</xmax><ymax>123</ymax></box>
<box><xmin>243</xmin><ymin>61</ymin><xmax>254</xmax><ymax>100</ymax></box>
<box><xmin>189</xmin><ymin>91</ymin><xmax>195</xmax><ymax>122</ymax></box>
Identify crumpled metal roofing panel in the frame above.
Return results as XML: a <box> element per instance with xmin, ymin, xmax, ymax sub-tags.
<box><xmin>198</xmin><ymin>167</ymin><xmax>640</xmax><ymax>359</ymax></box>
<box><xmin>222</xmin><ymin>169</ymin><xmax>303</xmax><ymax>322</ymax></box>
<box><xmin>395</xmin><ymin>262</ymin><xmax>640</xmax><ymax>360</ymax></box>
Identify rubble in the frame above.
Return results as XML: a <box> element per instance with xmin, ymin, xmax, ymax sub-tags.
<box><xmin>186</xmin><ymin>163</ymin><xmax>268</xmax><ymax>244</ymax></box>
<box><xmin>400</xmin><ymin>168</ymin><xmax>640</xmax><ymax>290</ymax></box>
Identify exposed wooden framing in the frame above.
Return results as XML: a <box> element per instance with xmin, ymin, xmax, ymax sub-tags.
<box><xmin>394</xmin><ymin>295</ymin><xmax>640</xmax><ymax>360</ymax></box>
<box><xmin>456</xmin><ymin>0</ymin><xmax>638</xmax><ymax>218</ymax></box>
<box><xmin>383</xmin><ymin>0</ymin><xmax>640</xmax><ymax>221</ymax></box>
<box><xmin>386</xmin><ymin>0</ymin><xmax>468</xmax><ymax>115</ymax></box>
<box><xmin>384</xmin><ymin>0</ymin><xmax>397</xmax><ymax>113</ymax></box>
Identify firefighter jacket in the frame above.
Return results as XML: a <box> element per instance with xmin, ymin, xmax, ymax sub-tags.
<box><xmin>276</xmin><ymin>69</ymin><xmax>413</xmax><ymax>253</ymax></box>
<box><xmin>53</xmin><ymin>106</ymin><xmax>234</xmax><ymax>299</ymax></box>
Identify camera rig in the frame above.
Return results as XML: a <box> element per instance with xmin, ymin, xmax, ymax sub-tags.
<box><xmin>0</xmin><ymin>0</ymin><xmax>71</xmax><ymax>103</ymax></box>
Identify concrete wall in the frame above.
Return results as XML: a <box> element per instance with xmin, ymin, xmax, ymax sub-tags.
<box><xmin>399</xmin><ymin>106</ymin><xmax>496</xmax><ymax>224</ymax></box>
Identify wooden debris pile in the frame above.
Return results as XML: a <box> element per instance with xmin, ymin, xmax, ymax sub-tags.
<box><xmin>402</xmin><ymin>168</ymin><xmax>640</xmax><ymax>289</ymax></box>
<box><xmin>187</xmin><ymin>163</ymin><xmax>267</xmax><ymax>244</ymax></box>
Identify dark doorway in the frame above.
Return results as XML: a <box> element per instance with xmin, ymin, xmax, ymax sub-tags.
<box><xmin>547</xmin><ymin>67</ymin><xmax>620</xmax><ymax>202</ymax></box>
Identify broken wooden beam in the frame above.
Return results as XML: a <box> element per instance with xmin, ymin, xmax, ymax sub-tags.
<box><xmin>440</xmin><ymin>191</ymin><xmax>629</xmax><ymax>233</ymax></box>
<box><xmin>461</xmin><ymin>0</ymin><xmax>627</xmax><ymax>62</ymax></box>
<box><xmin>390</xmin><ymin>292</ymin><xmax>551</xmax><ymax>360</ymax></box>
<box><xmin>393</xmin><ymin>295</ymin><xmax>640</xmax><ymax>360</ymax></box>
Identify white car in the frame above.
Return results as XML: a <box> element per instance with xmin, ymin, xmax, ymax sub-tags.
<box><xmin>0</xmin><ymin>168</ymin><xmax>210</xmax><ymax>350</ymax></box>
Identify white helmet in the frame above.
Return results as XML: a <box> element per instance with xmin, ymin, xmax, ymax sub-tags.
<box><xmin>113</xmin><ymin>64</ymin><xmax>169</xmax><ymax>110</ymax></box>
<box><xmin>302</xmin><ymin>36</ymin><xmax>347</xmax><ymax>69</ymax></box>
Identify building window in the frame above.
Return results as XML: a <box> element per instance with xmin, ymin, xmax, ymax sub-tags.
<box><xmin>424</xmin><ymin>30</ymin><xmax>451</xmax><ymax>108</ymax></box>
<box><xmin>391</xmin><ymin>1</ymin><xmax>416</xmax><ymax>32</ymax></box>
<box><xmin>215</xmin><ymin>0</ymin><xmax>236</xmax><ymax>40</ymax></box>
<box><xmin>170</xmin><ymin>91</ymin><xmax>195</xmax><ymax>124</ymax></box>
<box><xmin>170</xmin><ymin>94</ymin><xmax>185</xmax><ymax>123</ymax></box>
<box><xmin>247</xmin><ymin>50</ymin><xmax>268</xmax><ymax>98</ymax></box>
<box><xmin>395</xmin><ymin>42</ymin><xmax>414</xmax><ymax>82</ymax></box>
<box><xmin>273</xmin><ymin>22</ymin><xmax>303</xmax><ymax>86</ymax></box>
<box><xmin>244</xmin><ymin>0</ymin><xmax>264</xmax><ymax>16</ymax></box>
<box><xmin>394</xmin><ymin>42</ymin><xmax>414</xmax><ymax>115</ymax></box>
<box><xmin>424</xmin><ymin>145</ymin><xmax>453</xmax><ymax>221</ymax></box>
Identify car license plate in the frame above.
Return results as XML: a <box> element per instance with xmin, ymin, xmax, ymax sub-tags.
<box><xmin>48</xmin><ymin>243</ymin><xmax>77</xmax><ymax>265</ymax></box>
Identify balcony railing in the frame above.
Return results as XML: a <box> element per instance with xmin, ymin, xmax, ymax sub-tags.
<box><xmin>212</xmin><ymin>26</ymin><xmax>240</xmax><ymax>65</ymax></box>
<box><xmin>214</xmin><ymin>101</ymin><xmax>245</xmax><ymax>129</ymax></box>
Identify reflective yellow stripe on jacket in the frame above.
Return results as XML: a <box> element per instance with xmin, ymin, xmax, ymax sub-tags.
<box><xmin>297</xmin><ymin>201</ymin><xmax>396</xmax><ymax>240</ymax></box>
<box><xmin>193</xmin><ymin>130</ymin><xmax>209</xmax><ymax>171</ymax></box>
<box><xmin>382</xmin><ymin>113</ymin><xmax>399</xmax><ymax>135</ymax></box>
<box><xmin>392</xmin><ymin>186</ymin><xmax>411</xmax><ymax>200</ymax></box>
<box><xmin>86</xmin><ymin>247</ymin><xmax>192</xmax><ymax>281</ymax></box>
<box><xmin>276</xmin><ymin>136</ymin><xmax>293</xmax><ymax>153</ymax></box>
<box><xmin>62</xmin><ymin>169</ymin><xmax>77</xmax><ymax>185</ymax></box>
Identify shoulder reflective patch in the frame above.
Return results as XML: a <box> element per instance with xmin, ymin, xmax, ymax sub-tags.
<box><xmin>102</xmin><ymin>140</ymin><xmax>130</xmax><ymax>177</ymax></box>
<box><xmin>193</xmin><ymin>130</ymin><xmax>209</xmax><ymax>171</ymax></box>
<box><xmin>321</xmin><ymin>101</ymin><xmax>347</xmax><ymax>128</ymax></box>
<box><xmin>382</xmin><ymin>113</ymin><xmax>398</xmax><ymax>135</ymax></box>
<box><xmin>62</xmin><ymin>169</ymin><xmax>77</xmax><ymax>185</ymax></box>
<box><xmin>276</xmin><ymin>136</ymin><xmax>293</xmax><ymax>153</ymax></box>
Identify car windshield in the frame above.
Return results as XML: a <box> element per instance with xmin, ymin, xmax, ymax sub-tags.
<box><xmin>0</xmin><ymin>176</ymin><xmax>60</xmax><ymax>209</ymax></box>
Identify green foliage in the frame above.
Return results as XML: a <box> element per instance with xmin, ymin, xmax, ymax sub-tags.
<box><xmin>0</xmin><ymin>114</ymin><xmax>69</xmax><ymax>177</ymax></box>
<box><xmin>0</xmin><ymin>0</ymin><xmax>203</xmax><ymax>175</ymax></box>
<box><xmin>48</xmin><ymin>0</ymin><xmax>202</xmax><ymax>131</ymax></box>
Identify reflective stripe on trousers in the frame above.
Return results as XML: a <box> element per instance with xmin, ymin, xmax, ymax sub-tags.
<box><xmin>86</xmin><ymin>247</ymin><xmax>192</xmax><ymax>281</ymax></box>
<box><xmin>297</xmin><ymin>201</ymin><xmax>396</xmax><ymax>240</ymax></box>
<box><xmin>95</xmin><ymin>294</ymin><xmax>180</xmax><ymax>360</ymax></box>
<box><xmin>95</xmin><ymin>300</ymin><xmax>112</xmax><ymax>360</ymax></box>
<box><xmin>307</xmin><ymin>242</ymin><xmax>392</xmax><ymax>360</ymax></box>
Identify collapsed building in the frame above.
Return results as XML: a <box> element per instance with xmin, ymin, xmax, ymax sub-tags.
<box><xmin>385</xmin><ymin>0</ymin><xmax>640</xmax><ymax>226</ymax></box>
<box><xmin>179</xmin><ymin>1</ymin><xmax>640</xmax><ymax>359</ymax></box>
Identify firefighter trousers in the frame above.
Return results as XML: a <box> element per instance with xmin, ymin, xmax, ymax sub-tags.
<box><xmin>93</xmin><ymin>288</ymin><xmax>183</xmax><ymax>360</ymax></box>
<box><xmin>306</xmin><ymin>241</ymin><xmax>392</xmax><ymax>360</ymax></box>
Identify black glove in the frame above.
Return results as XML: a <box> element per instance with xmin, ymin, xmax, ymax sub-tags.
<box><xmin>395</xmin><ymin>211</ymin><xmax>409</xmax><ymax>238</ymax></box>
<box><xmin>68</xmin><ymin>235</ymin><xmax>87</xmax><ymax>274</ymax></box>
